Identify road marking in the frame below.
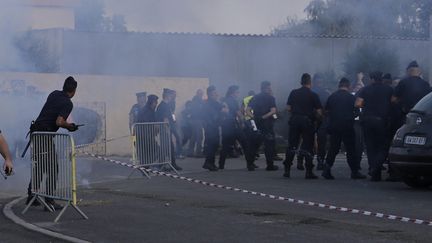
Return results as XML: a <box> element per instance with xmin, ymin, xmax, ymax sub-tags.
<box><xmin>3</xmin><ymin>197</ymin><xmax>91</xmax><ymax>243</ymax></box>
<box><xmin>79</xmin><ymin>151</ymin><xmax>432</xmax><ymax>227</ymax></box>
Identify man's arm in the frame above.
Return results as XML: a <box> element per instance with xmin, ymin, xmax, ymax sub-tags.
<box><xmin>262</xmin><ymin>107</ymin><xmax>277</xmax><ymax>119</ymax></box>
<box><xmin>56</xmin><ymin>116</ymin><xmax>77</xmax><ymax>131</ymax></box>
<box><xmin>0</xmin><ymin>133</ymin><xmax>13</xmax><ymax>174</ymax></box>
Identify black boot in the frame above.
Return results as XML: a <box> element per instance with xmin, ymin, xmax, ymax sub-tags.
<box><xmin>306</xmin><ymin>170</ymin><xmax>318</xmax><ymax>179</ymax></box>
<box><xmin>218</xmin><ymin>161</ymin><xmax>225</xmax><ymax>170</ymax></box>
<box><xmin>25</xmin><ymin>195</ymin><xmax>40</xmax><ymax>206</ymax></box>
<box><xmin>203</xmin><ymin>162</ymin><xmax>218</xmax><ymax>171</ymax></box>
<box><xmin>266</xmin><ymin>164</ymin><xmax>279</xmax><ymax>171</ymax></box>
<box><xmin>283</xmin><ymin>162</ymin><xmax>291</xmax><ymax>178</ymax></box>
<box><xmin>351</xmin><ymin>171</ymin><xmax>367</xmax><ymax>179</ymax></box>
<box><xmin>321</xmin><ymin>165</ymin><xmax>334</xmax><ymax>180</ymax></box>
<box><xmin>316</xmin><ymin>158</ymin><xmax>324</xmax><ymax>171</ymax></box>
<box><xmin>297</xmin><ymin>159</ymin><xmax>305</xmax><ymax>171</ymax></box>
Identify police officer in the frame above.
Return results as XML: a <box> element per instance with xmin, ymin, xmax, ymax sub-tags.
<box><xmin>26</xmin><ymin>76</ymin><xmax>80</xmax><ymax>209</ymax></box>
<box><xmin>188</xmin><ymin>89</ymin><xmax>205</xmax><ymax>157</ymax></box>
<box><xmin>283</xmin><ymin>73</ymin><xmax>322</xmax><ymax>179</ymax></box>
<box><xmin>356</xmin><ymin>71</ymin><xmax>393</xmax><ymax>181</ymax></box>
<box><xmin>242</xmin><ymin>91</ymin><xmax>262</xmax><ymax>163</ymax></box>
<box><xmin>137</xmin><ymin>95</ymin><xmax>159</xmax><ymax>123</ymax></box>
<box><xmin>135</xmin><ymin>95</ymin><xmax>159</xmax><ymax>165</ymax></box>
<box><xmin>156</xmin><ymin>89</ymin><xmax>182</xmax><ymax>171</ymax></box>
<box><xmin>0</xmin><ymin>132</ymin><xmax>13</xmax><ymax>176</ymax></box>
<box><xmin>247</xmin><ymin>81</ymin><xmax>279</xmax><ymax>171</ymax></box>
<box><xmin>393</xmin><ymin>61</ymin><xmax>430</xmax><ymax>115</ymax></box>
<box><xmin>168</xmin><ymin>90</ymin><xmax>185</xmax><ymax>159</ymax></box>
<box><xmin>202</xmin><ymin>86</ymin><xmax>227</xmax><ymax>171</ymax></box>
<box><xmin>219</xmin><ymin>85</ymin><xmax>255</xmax><ymax>170</ymax></box>
<box><xmin>129</xmin><ymin>92</ymin><xmax>147</xmax><ymax>131</ymax></box>
<box><xmin>322</xmin><ymin>78</ymin><xmax>366</xmax><ymax>180</ymax></box>
<box><xmin>312</xmin><ymin>74</ymin><xmax>330</xmax><ymax>170</ymax></box>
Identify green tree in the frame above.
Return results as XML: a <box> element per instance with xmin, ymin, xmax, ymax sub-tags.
<box><xmin>343</xmin><ymin>42</ymin><xmax>400</xmax><ymax>80</ymax></box>
<box><xmin>273</xmin><ymin>0</ymin><xmax>432</xmax><ymax>37</ymax></box>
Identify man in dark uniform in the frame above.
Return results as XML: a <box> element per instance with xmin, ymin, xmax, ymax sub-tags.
<box><xmin>188</xmin><ymin>89</ymin><xmax>205</xmax><ymax>157</ymax></box>
<box><xmin>393</xmin><ymin>61</ymin><xmax>430</xmax><ymax>116</ymax></box>
<box><xmin>129</xmin><ymin>92</ymin><xmax>147</xmax><ymax>131</ymax></box>
<box><xmin>219</xmin><ymin>85</ymin><xmax>256</xmax><ymax>170</ymax></box>
<box><xmin>168</xmin><ymin>90</ymin><xmax>185</xmax><ymax>159</ymax></box>
<box><xmin>156</xmin><ymin>89</ymin><xmax>182</xmax><ymax>171</ymax></box>
<box><xmin>202</xmin><ymin>86</ymin><xmax>227</xmax><ymax>171</ymax></box>
<box><xmin>356</xmin><ymin>71</ymin><xmax>393</xmax><ymax>181</ymax></box>
<box><xmin>247</xmin><ymin>81</ymin><xmax>279</xmax><ymax>171</ymax></box>
<box><xmin>283</xmin><ymin>73</ymin><xmax>322</xmax><ymax>179</ymax></box>
<box><xmin>311</xmin><ymin>74</ymin><xmax>330</xmax><ymax>170</ymax></box>
<box><xmin>137</xmin><ymin>95</ymin><xmax>159</xmax><ymax>123</ymax></box>
<box><xmin>322</xmin><ymin>78</ymin><xmax>366</xmax><ymax>180</ymax></box>
<box><xmin>136</xmin><ymin>95</ymin><xmax>159</xmax><ymax>165</ymax></box>
<box><xmin>26</xmin><ymin>76</ymin><xmax>80</xmax><ymax>209</ymax></box>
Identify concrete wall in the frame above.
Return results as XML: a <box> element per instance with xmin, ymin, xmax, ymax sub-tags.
<box><xmin>0</xmin><ymin>72</ymin><xmax>209</xmax><ymax>156</ymax></box>
<box><xmin>53</xmin><ymin>30</ymin><xmax>430</xmax><ymax>106</ymax></box>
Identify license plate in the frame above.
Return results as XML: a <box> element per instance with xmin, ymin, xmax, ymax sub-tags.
<box><xmin>404</xmin><ymin>136</ymin><xmax>426</xmax><ymax>145</ymax></box>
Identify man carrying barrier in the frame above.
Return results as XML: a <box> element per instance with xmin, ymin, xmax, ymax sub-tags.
<box><xmin>23</xmin><ymin>77</ymin><xmax>87</xmax><ymax>222</ymax></box>
<box><xmin>131</xmin><ymin>93</ymin><xmax>179</xmax><ymax>175</ymax></box>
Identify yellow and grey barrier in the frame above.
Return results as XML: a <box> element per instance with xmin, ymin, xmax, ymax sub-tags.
<box><xmin>131</xmin><ymin>122</ymin><xmax>178</xmax><ymax>177</ymax></box>
<box><xmin>22</xmin><ymin>132</ymin><xmax>88</xmax><ymax>223</ymax></box>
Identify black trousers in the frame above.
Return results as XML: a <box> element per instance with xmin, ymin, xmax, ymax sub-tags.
<box><xmin>171</xmin><ymin>125</ymin><xmax>183</xmax><ymax>156</ymax></box>
<box><xmin>285</xmin><ymin>115</ymin><xmax>315</xmax><ymax>170</ymax></box>
<box><xmin>252</xmin><ymin>119</ymin><xmax>275</xmax><ymax>166</ymax></box>
<box><xmin>188</xmin><ymin>119</ymin><xmax>204</xmax><ymax>156</ymax></box>
<box><xmin>203</xmin><ymin>126</ymin><xmax>219</xmax><ymax>166</ymax></box>
<box><xmin>316</xmin><ymin>121</ymin><xmax>328</xmax><ymax>161</ymax></box>
<box><xmin>362</xmin><ymin>117</ymin><xmax>388</xmax><ymax>177</ymax></box>
<box><xmin>353</xmin><ymin>120</ymin><xmax>365</xmax><ymax>167</ymax></box>
<box><xmin>219</xmin><ymin>122</ymin><xmax>254</xmax><ymax>167</ymax></box>
<box><xmin>325</xmin><ymin>128</ymin><xmax>359</xmax><ymax>173</ymax></box>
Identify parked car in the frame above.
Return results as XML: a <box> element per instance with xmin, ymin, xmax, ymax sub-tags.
<box><xmin>389</xmin><ymin>92</ymin><xmax>432</xmax><ymax>188</ymax></box>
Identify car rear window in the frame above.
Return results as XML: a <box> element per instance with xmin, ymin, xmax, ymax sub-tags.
<box><xmin>412</xmin><ymin>93</ymin><xmax>432</xmax><ymax>113</ymax></box>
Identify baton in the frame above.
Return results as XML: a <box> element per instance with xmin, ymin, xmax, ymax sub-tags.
<box><xmin>21</xmin><ymin>140</ymin><xmax>31</xmax><ymax>158</ymax></box>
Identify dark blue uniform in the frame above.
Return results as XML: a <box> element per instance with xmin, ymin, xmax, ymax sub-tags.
<box><xmin>202</xmin><ymin>98</ymin><xmax>224</xmax><ymax>169</ymax></box>
<box><xmin>34</xmin><ymin>90</ymin><xmax>73</xmax><ymax>132</ymax></box>
<box><xmin>156</xmin><ymin>101</ymin><xmax>178</xmax><ymax>168</ymax></box>
<box><xmin>358</xmin><ymin>82</ymin><xmax>393</xmax><ymax>180</ymax></box>
<box><xmin>312</xmin><ymin>86</ymin><xmax>330</xmax><ymax>166</ymax></box>
<box><xmin>218</xmin><ymin>96</ymin><xmax>254</xmax><ymax>169</ymax></box>
<box><xmin>284</xmin><ymin>87</ymin><xmax>322</xmax><ymax>177</ymax></box>
<box><xmin>324</xmin><ymin>89</ymin><xmax>362</xmax><ymax>178</ymax></box>
<box><xmin>28</xmin><ymin>90</ymin><xmax>73</xmax><ymax>204</ymax></box>
<box><xmin>188</xmin><ymin>95</ymin><xmax>205</xmax><ymax>156</ymax></box>
<box><xmin>394</xmin><ymin>76</ymin><xmax>430</xmax><ymax>114</ymax></box>
<box><xmin>248</xmin><ymin>92</ymin><xmax>278</xmax><ymax>169</ymax></box>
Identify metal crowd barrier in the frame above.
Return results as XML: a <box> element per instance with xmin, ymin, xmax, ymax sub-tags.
<box><xmin>22</xmin><ymin>132</ymin><xmax>88</xmax><ymax>223</ymax></box>
<box><xmin>131</xmin><ymin>122</ymin><xmax>178</xmax><ymax>177</ymax></box>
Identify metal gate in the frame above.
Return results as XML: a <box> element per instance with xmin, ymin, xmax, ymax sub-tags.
<box><xmin>22</xmin><ymin>132</ymin><xmax>88</xmax><ymax>223</ymax></box>
<box><xmin>132</xmin><ymin>122</ymin><xmax>178</xmax><ymax>177</ymax></box>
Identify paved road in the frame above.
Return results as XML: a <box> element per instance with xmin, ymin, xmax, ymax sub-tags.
<box><xmin>2</xmin><ymin>155</ymin><xmax>432</xmax><ymax>242</ymax></box>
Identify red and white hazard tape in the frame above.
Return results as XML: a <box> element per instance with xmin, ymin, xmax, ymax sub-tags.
<box><xmin>77</xmin><ymin>151</ymin><xmax>432</xmax><ymax>227</ymax></box>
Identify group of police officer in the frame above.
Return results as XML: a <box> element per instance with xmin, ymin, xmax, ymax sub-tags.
<box><xmin>196</xmin><ymin>60</ymin><xmax>430</xmax><ymax>182</ymax></box>
<box><xmin>127</xmin><ymin>60</ymin><xmax>430</xmax><ymax>182</ymax></box>
<box><xmin>129</xmin><ymin>88</ymin><xmax>183</xmax><ymax>171</ymax></box>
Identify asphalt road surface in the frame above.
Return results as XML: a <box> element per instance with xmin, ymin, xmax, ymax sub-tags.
<box><xmin>2</xmin><ymin>155</ymin><xmax>432</xmax><ymax>243</ymax></box>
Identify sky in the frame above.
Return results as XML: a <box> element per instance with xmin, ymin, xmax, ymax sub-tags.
<box><xmin>104</xmin><ymin>0</ymin><xmax>310</xmax><ymax>34</ymax></box>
